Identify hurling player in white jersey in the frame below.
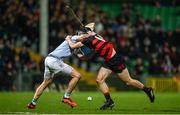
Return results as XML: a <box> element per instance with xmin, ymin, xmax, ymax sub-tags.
<box><xmin>27</xmin><ymin>35</ymin><xmax>84</xmax><ymax>109</ymax></box>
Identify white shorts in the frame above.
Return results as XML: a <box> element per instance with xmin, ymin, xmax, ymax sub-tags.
<box><xmin>44</xmin><ymin>56</ymin><xmax>73</xmax><ymax>79</ymax></box>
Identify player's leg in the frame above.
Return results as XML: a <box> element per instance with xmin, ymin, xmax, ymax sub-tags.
<box><xmin>33</xmin><ymin>78</ymin><xmax>53</xmax><ymax>101</ymax></box>
<box><xmin>117</xmin><ymin>68</ymin><xmax>155</xmax><ymax>102</ymax></box>
<box><xmin>27</xmin><ymin>73</ymin><xmax>54</xmax><ymax>109</ymax></box>
<box><xmin>96</xmin><ymin>67</ymin><xmax>112</xmax><ymax>99</ymax></box>
<box><xmin>117</xmin><ymin>68</ymin><xmax>144</xmax><ymax>89</ymax></box>
<box><xmin>58</xmin><ymin>61</ymin><xmax>81</xmax><ymax>107</ymax></box>
<box><xmin>27</xmin><ymin>57</ymin><xmax>55</xmax><ymax>109</ymax></box>
<box><xmin>96</xmin><ymin>67</ymin><xmax>114</xmax><ymax>110</ymax></box>
<box><xmin>27</xmin><ymin>78</ymin><xmax>53</xmax><ymax>109</ymax></box>
<box><xmin>62</xmin><ymin>68</ymin><xmax>81</xmax><ymax>107</ymax></box>
<box><xmin>64</xmin><ymin>68</ymin><xmax>80</xmax><ymax>97</ymax></box>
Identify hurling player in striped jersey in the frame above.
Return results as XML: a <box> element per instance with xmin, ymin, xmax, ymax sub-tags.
<box><xmin>66</xmin><ymin>23</ymin><xmax>155</xmax><ymax>110</ymax></box>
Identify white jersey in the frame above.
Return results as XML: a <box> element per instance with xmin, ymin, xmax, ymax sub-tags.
<box><xmin>48</xmin><ymin>35</ymin><xmax>78</xmax><ymax>60</ymax></box>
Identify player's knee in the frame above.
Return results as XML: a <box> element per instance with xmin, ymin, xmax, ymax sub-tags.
<box><xmin>71</xmin><ymin>70</ymin><xmax>81</xmax><ymax>79</ymax></box>
<box><xmin>74</xmin><ymin>73</ymin><xmax>81</xmax><ymax>79</ymax></box>
<box><xmin>96</xmin><ymin>78</ymin><xmax>104</xmax><ymax>84</ymax></box>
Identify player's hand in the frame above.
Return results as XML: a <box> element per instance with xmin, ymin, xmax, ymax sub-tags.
<box><xmin>65</xmin><ymin>35</ymin><xmax>72</xmax><ymax>40</ymax></box>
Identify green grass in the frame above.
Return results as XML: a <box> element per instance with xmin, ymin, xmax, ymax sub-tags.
<box><xmin>0</xmin><ymin>92</ymin><xmax>180</xmax><ymax>114</ymax></box>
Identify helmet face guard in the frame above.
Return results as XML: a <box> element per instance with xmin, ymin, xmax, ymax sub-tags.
<box><xmin>77</xmin><ymin>27</ymin><xmax>92</xmax><ymax>35</ymax></box>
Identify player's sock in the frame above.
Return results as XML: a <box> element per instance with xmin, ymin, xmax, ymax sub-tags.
<box><xmin>142</xmin><ymin>86</ymin><xmax>149</xmax><ymax>92</ymax></box>
<box><xmin>31</xmin><ymin>98</ymin><xmax>37</xmax><ymax>105</ymax></box>
<box><xmin>64</xmin><ymin>92</ymin><xmax>71</xmax><ymax>98</ymax></box>
<box><xmin>104</xmin><ymin>92</ymin><xmax>112</xmax><ymax>101</ymax></box>
<box><xmin>100</xmin><ymin>93</ymin><xmax>114</xmax><ymax>110</ymax></box>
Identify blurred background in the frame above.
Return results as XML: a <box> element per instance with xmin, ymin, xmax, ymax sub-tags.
<box><xmin>0</xmin><ymin>0</ymin><xmax>180</xmax><ymax>92</ymax></box>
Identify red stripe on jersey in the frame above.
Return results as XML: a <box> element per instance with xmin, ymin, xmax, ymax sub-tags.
<box><xmin>106</xmin><ymin>44</ymin><xmax>113</xmax><ymax>61</ymax></box>
<box><xmin>100</xmin><ymin>43</ymin><xmax>111</xmax><ymax>56</ymax></box>
<box><xmin>92</xmin><ymin>38</ymin><xmax>99</xmax><ymax>44</ymax></box>
<box><xmin>95</xmin><ymin>41</ymin><xmax>105</xmax><ymax>52</ymax></box>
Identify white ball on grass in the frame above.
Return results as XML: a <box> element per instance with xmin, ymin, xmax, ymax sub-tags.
<box><xmin>87</xmin><ymin>96</ymin><xmax>92</xmax><ymax>101</ymax></box>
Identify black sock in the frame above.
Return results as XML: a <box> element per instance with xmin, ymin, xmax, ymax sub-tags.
<box><xmin>142</xmin><ymin>86</ymin><xmax>149</xmax><ymax>93</ymax></box>
<box><xmin>104</xmin><ymin>92</ymin><xmax>112</xmax><ymax>101</ymax></box>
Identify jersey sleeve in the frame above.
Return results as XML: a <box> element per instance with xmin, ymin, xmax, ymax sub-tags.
<box><xmin>71</xmin><ymin>35</ymin><xmax>79</xmax><ymax>42</ymax></box>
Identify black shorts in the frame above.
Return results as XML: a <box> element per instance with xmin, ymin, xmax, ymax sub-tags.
<box><xmin>102</xmin><ymin>53</ymin><xmax>126</xmax><ymax>73</ymax></box>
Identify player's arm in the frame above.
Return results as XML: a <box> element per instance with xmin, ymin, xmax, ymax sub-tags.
<box><xmin>66</xmin><ymin>35</ymin><xmax>84</xmax><ymax>49</ymax></box>
<box><xmin>76</xmin><ymin>32</ymin><xmax>96</xmax><ymax>41</ymax></box>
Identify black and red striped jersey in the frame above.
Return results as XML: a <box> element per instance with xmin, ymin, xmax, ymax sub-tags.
<box><xmin>81</xmin><ymin>35</ymin><xmax>114</xmax><ymax>61</ymax></box>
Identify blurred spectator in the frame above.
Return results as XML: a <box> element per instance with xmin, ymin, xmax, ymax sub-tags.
<box><xmin>3</xmin><ymin>61</ymin><xmax>17</xmax><ymax>91</ymax></box>
<box><xmin>18</xmin><ymin>45</ymin><xmax>31</xmax><ymax>72</ymax></box>
<box><xmin>169</xmin><ymin>46</ymin><xmax>180</xmax><ymax>69</ymax></box>
<box><xmin>0</xmin><ymin>53</ymin><xmax>4</xmax><ymax>91</ymax></box>
<box><xmin>2</xmin><ymin>39</ymin><xmax>16</xmax><ymax>62</ymax></box>
<box><xmin>134</xmin><ymin>58</ymin><xmax>145</xmax><ymax>75</ymax></box>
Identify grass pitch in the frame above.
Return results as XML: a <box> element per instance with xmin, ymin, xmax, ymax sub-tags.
<box><xmin>0</xmin><ymin>91</ymin><xmax>180</xmax><ymax>114</ymax></box>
